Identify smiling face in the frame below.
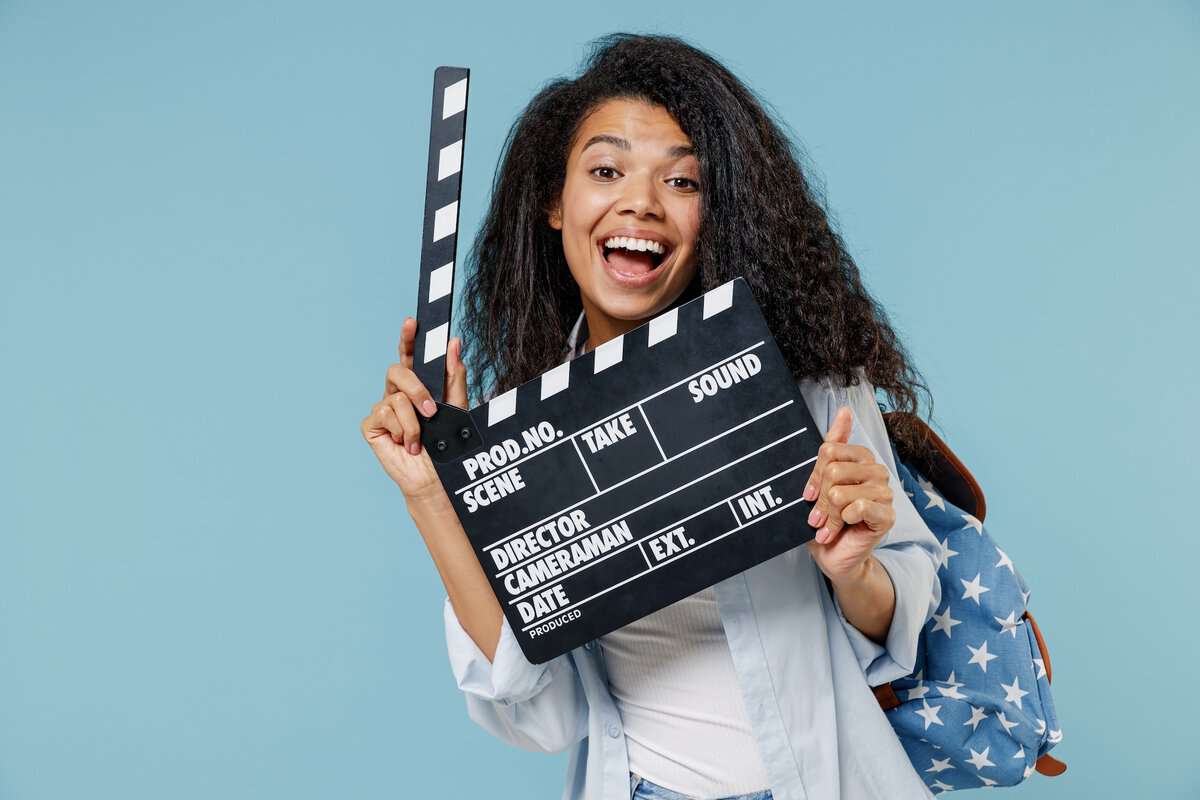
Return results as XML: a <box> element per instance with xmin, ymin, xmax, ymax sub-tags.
<box><xmin>548</xmin><ymin>97</ymin><xmax>702</xmax><ymax>349</ymax></box>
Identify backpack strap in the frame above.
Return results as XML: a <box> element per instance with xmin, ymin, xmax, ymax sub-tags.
<box><xmin>882</xmin><ymin>411</ymin><xmax>987</xmax><ymax>522</ymax></box>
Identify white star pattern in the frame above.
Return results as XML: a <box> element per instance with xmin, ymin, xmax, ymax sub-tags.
<box><xmin>930</xmin><ymin>605</ymin><xmax>962</xmax><ymax>639</ymax></box>
<box><xmin>926</xmin><ymin>757</ymin><xmax>954</xmax><ymax>773</ymax></box>
<box><xmin>967</xmin><ymin>640</ymin><xmax>999</xmax><ymax>672</ymax></box>
<box><xmin>963</xmin><ymin>704</ymin><xmax>988</xmax><ymax>731</ymax></box>
<box><xmin>994</xmin><ymin>610</ymin><xmax>1021</xmax><ymax>638</ymax></box>
<box><xmin>907</xmin><ymin>681</ymin><xmax>931</xmax><ymax>700</ymax></box>
<box><xmin>1001</xmin><ymin>676</ymin><xmax>1030</xmax><ymax>710</ymax></box>
<box><xmin>938</xmin><ymin>537</ymin><xmax>959</xmax><ymax>572</ymax></box>
<box><xmin>937</xmin><ymin>682</ymin><xmax>968</xmax><ymax>700</ymax></box>
<box><xmin>918</xmin><ymin>478</ymin><xmax>946</xmax><ymax>512</ymax></box>
<box><xmin>994</xmin><ymin>546</ymin><xmax>1014</xmax><ymax>573</ymax></box>
<box><xmin>914</xmin><ymin>699</ymin><xmax>945</xmax><ymax>731</ymax></box>
<box><xmin>894</xmin><ymin>466</ymin><xmax>1062</xmax><ymax>788</ymax></box>
<box><xmin>966</xmin><ymin>746</ymin><xmax>996</xmax><ymax>771</ymax></box>
<box><xmin>960</xmin><ymin>513</ymin><xmax>983</xmax><ymax>534</ymax></box>
<box><xmin>960</xmin><ymin>572</ymin><xmax>991</xmax><ymax>604</ymax></box>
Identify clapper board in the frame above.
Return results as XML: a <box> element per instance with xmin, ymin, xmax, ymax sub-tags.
<box><xmin>414</xmin><ymin>66</ymin><xmax>826</xmax><ymax>664</ymax></box>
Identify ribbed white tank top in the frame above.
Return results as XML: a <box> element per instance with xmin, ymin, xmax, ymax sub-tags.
<box><xmin>571</xmin><ymin>311</ymin><xmax>771</xmax><ymax>798</ymax></box>
<box><xmin>597</xmin><ymin>586</ymin><xmax>772</xmax><ymax>799</ymax></box>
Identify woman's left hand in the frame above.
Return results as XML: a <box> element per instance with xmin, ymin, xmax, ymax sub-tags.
<box><xmin>803</xmin><ymin>406</ymin><xmax>896</xmax><ymax>584</ymax></box>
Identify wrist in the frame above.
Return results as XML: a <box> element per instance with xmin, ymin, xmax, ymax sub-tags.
<box><xmin>828</xmin><ymin>554</ymin><xmax>876</xmax><ymax>593</ymax></box>
<box><xmin>405</xmin><ymin>486</ymin><xmax>454</xmax><ymax>517</ymax></box>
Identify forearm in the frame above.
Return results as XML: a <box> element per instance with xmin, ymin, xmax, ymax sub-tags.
<box><xmin>407</xmin><ymin>491</ymin><xmax>504</xmax><ymax>663</ymax></box>
<box><xmin>829</xmin><ymin>554</ymin><xmax>895</xmax><ymax>645</ymax></box>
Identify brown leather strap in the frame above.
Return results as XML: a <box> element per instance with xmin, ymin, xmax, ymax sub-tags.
<box><xmin>882</xmin><ymin>411</ymin><xmax>987</xmax><ymax>522</ymax></box>
<box><xmin>872</xmin><ymin>682</ymin><xmax>901</xmax><ymax>711</ymax></box>
<box><xmin>1023</xmin><ymin>610</ymin><xmax>1053</xmax><ymax>683</ymax></box>
<box><xmin>1035</xmin><ymin>754</ymin><xmax>1067</xmax><ymax>776</ymax></box>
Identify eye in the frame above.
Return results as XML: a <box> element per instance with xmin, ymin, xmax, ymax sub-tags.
<box><xmin>668</xmin><ymin>177</ymin><xmax>700</xmax><ymax>192</ymax></box>
<box><xmin>590</xmin><ymin>166</ymin><xmax>620</xmax><ymax>180</ymax></box>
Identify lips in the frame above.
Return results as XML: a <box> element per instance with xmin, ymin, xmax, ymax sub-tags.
<box><xmin>596</xmin><ymin>238</ymin><xmax>675</xmax><ymax>288</ymax></box>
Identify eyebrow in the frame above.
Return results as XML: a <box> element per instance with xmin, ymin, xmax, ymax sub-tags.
<box><xmin>581</xmin><ymin>134</ymin><xmax>695</xmax><ymax>159</ymax></box>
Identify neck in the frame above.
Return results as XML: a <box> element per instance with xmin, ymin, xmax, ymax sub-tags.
<box><xmin>578</xmin><ymin>295</ymin><xmax>652</xmax><ymax>355</ymax></box>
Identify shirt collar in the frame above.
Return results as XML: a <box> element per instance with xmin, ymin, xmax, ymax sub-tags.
<box><xmin>564</xmin><ymin>310</ymin><xmax>588</xmax><ymax>359</ymax></box>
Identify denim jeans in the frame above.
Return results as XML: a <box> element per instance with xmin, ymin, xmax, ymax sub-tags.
<box><xmin>629</xmin><ymin>771</ymin><xmax>774</xmax><ymax>800</ymax></box>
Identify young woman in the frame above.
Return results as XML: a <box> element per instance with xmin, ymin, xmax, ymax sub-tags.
<box><xmin>362</xmin><ymin>33</ymin><xmax>942</xmax><ymax>800</ymax></box>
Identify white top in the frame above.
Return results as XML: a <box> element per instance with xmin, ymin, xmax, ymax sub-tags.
<box><xmin>571</xmin><ymin>311</ymin><xmax>772</xmax><ymax>798</ymax></box>
<box><xmin>598</xmin><ymin>587</ymin><xmax>772</xmax><ymax>798</ymax></box>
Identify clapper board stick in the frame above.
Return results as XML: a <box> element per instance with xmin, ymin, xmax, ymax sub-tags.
<box><xmin>412</xmin><ymin>67</ymin><xmax>827</xmax><ymax>664</ymax></box>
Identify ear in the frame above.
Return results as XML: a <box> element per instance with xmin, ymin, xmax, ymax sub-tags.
<box><xmin>546</xmin><ymin>197</ymin><xmax>562</xmax><ymax>230</ymax></box>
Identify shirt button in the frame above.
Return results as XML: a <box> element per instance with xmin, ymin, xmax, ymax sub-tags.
<box><xmin>606</xmin><ymin>722</ymin><xmax>621</xmax><ymax>738</ymax></box>
<box><xmin>584</xmin><ymin>641</ymin><xmax>594</xmax><ymax>650</ymax></box>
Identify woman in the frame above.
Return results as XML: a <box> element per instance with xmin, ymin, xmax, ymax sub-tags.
<box><xmin>362</xmin><ymin>33</ymin><xmax>942</xmax><ymax>800</ymax></box>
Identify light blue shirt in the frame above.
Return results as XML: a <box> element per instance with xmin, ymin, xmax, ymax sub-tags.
<box><xmin>442</xmin><ymin>312</ymin><xmax>942</xmax><ymax>800</ymax></box>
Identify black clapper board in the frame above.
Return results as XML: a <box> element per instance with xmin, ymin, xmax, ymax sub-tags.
<box><xmin>414</xmin><ymin>67</ymin><xmax>826</xmax><ymax>664</ymax></box>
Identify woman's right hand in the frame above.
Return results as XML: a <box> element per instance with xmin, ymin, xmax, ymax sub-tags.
<box><xmin>360</xmin><ymin>316</ymin><xmax>469</xmax><ymax>502</ymax></box>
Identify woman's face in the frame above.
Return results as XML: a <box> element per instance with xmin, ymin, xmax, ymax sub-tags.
<box><xmin>549</xmin><ymin>97</ymin><xmax>701</xmax><ymax>345</ymax></box>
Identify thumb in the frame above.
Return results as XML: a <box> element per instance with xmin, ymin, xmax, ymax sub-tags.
<box><xmin>825</xmin><ymin>405</ymin><xmax>853</xmax><ymax>444</ymax></box>
<box><xmin>444</xmin><ymin>337</ymin><xmax>469</xmax><ymax>409</ymax></box>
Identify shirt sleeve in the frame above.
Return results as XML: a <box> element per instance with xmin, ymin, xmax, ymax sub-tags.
<box><xmin>443</xmin><ymin>595</ymin><xmax>589</xmax><ymax>753</ymax></box>
<box><xmin>813</xmin><ymin>369</ymin><xmax>943</xmax><ymax>687</ymax></box>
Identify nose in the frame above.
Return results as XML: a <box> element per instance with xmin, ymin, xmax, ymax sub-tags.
<box><xmin>616</xmin><ymin>171</ymin><xmax>664</xmax><ymax>219</ymax></box>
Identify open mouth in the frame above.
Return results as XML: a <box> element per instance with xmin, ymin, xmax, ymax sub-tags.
<box><xmin>598</xmin><ymin>238</ymin><xmax>671</xmax><ymax>277</ymax></box>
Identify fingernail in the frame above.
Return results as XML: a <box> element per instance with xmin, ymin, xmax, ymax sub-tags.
<box><xmin>816</xmin><ymin>527</ymin><xmax>829</xmax><ymax>543</ymax></box>
<box><xmin>808</xmin><ymin>507</ymin><xmax>820</xmax><ymax>527</ymax></box>
<box><xmin>422</xmin><ymin>399</ymin><xmax>437</xmax><ymax>417</ymax></box>
<box><xmin>409</xmin><ymin>441</ymin><xmax>420</xmax><ymax>455</ymax></box>
<box><xmin>803</xmin><ymin>483</ymin><xmax>816</xmax><ymax>502</ymax></box>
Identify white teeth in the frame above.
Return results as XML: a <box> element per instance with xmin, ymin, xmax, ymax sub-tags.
<box><xmin>603</xmin><ymin>236</ymin><xmax>665</xmax><ymax>255</ymax></box>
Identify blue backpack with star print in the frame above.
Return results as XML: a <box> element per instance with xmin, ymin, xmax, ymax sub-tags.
<box><xmin>873</xmin><ymin>413</ymin><xmax>1067</xmax><ymax>793</ymax></box>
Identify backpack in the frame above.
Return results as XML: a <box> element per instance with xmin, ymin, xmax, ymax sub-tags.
<box><xmin>872</xmin><ymin>412</ymin><xmax>1067</xmax><ymax>792</ymax></box>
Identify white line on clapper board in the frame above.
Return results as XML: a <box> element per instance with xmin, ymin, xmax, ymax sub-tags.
<box><xmin>456</xmin><ymin>339</ymin><xmax>767</xmax><ymax>497</ymax></box>
<box><xmin>505</xmin><ymin>424</ymin><xmax>811</xmax><ymax>604</ymax></box>
<box><xmin>490</xmin><ymin>399</ymin><xmax>798</xmax><ymax>573</ymax></box>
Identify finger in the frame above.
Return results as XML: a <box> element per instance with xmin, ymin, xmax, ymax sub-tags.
<box><xmin>362</xmin><ymin>402</ymin><xmax>403</xmax><ymax>446</ymax></box>
<box><xmin>444</xmin><ymin>337</ymin><xmax>469</xmax><ymax>409</ymax></box>
<box><xmin>384</xmin><ymin>364</ymin><xmax>438</xmax><ymax>419</ymax></box>
<box><xmin>803</xmin><ymin>406</ymin><xmax>854</xmax><ymax>501</ymax></box>
<box><xmin>806</xmin><ymin>441</ymin><xmax>873</xmax><ymax>510</ymax></box>
<box><xmin>386</xmin><ymin>392</ymin><xmax>424</xmax><ymax>455</ymax></box>
<box><xmin>815</xmin><ymin>482</ymin><xmax>893</xmax><ymax>544</ymax></box>
<box><xmin>399</xmin><ymin>316</ymin><xmax>417</xmax><ymax>370</ymax></box>
<box><xmin>807</xmin><ymin>458</ymin><xmax>886</xmax><ymax>536</ymax></box>
<box><xmin>826</xmin><ymin>405</ymin><xmax>853</xmax><ymax>444</ymax></box>
<box><xmin>838</xmin><ymin>492</ymin><xmax>896</xmax><ymax>532</ymax></box>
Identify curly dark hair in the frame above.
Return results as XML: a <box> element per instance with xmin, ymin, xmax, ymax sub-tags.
<box><xmin>462</xmin><ymin>32</ymin><xmax>937</xmax><ymax>459</ymax></box>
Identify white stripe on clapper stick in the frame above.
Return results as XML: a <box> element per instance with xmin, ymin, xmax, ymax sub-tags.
<box><xmin>647</xmin><ymin>307</ymin><xmax>678</xmax><ymax>346</ymax></box>
<box><xmin>540</xmin><ymin>361</ymin><xmax>571</xmax><ymax>400</ymax></box>
<box><xmin>703</xmin><ymin>280</ymin><xmax>735</xmax><ymax>319</ymax></box>
<box><xmin>437</xmin><ymin>139</ymin><xmax>463</xmax><ymax>181</ymax></box>
<box><xmin>488</xmin><ymin>386</ymin><xmax>517</xmax><ymax>426</ymax></box>
<box><xmin>592</xmin><ymin>334</ymin><xmax>623</xmax><ymax>373</ymax></box>
<box><xmin>442</xmin><ymin>77</ymin><xmax>468</xmax><ymax>119</ymax></box>
<box><xmin>422</xmin><ymin>322</ymin><xmax>449</xmax><ymax>364</ymax></box>
<box><xmin>428</xmin><ymin>262</ymin><xmax>453</xmax><ymax>302</ymax></box>
<box><xmin>432</xmin><ymin>201</ymin><xmax>457</xmax><ymax>242</ymax></box>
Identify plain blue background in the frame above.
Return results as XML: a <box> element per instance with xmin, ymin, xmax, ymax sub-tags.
<box><xmin>2</xmin><ymin>1</ymin><xmax>1196</xmax><ymax>797</ymax></box>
